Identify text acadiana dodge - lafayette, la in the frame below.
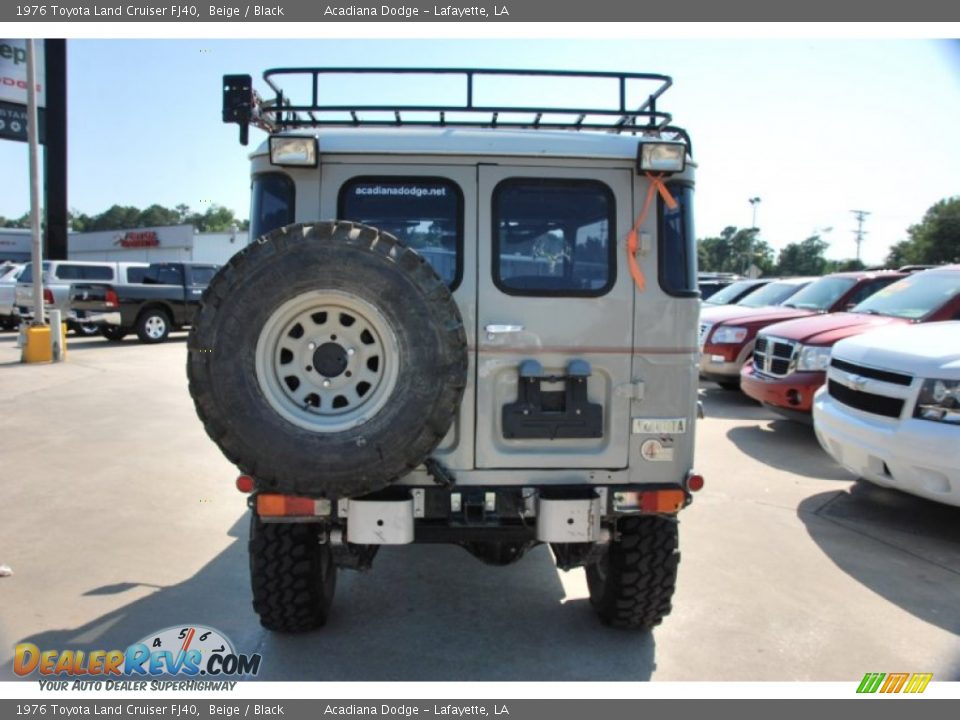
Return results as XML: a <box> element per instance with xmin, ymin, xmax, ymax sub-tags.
<box><xmin>324</xmin><ymin>5</ymin><xmax>509</xmax><ymax>16</ymax></box>
<box><xmin>324</xmin><ymin>707</ymin><xmax>508</xmax><ymax>716</ymax></box>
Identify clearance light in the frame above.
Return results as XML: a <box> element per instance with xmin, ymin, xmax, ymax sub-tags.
<box><xmin>256</xmin><ymin>493</ymin><xmax>331</xmax><ymax>518</ymax></box>
<box><xmin>637</xmin><ymin>141</ymin><xmax>686</xmax><ymax>173</ymax></box>
<box><xmin>236</xmin><ymin>475</ymin><xmax>255</xmax><ymax>493</ymax></box>
<box><xmin>269</xmin><ymin>135</ymin><xmax>318</xmax><ymax>167</ymax></box>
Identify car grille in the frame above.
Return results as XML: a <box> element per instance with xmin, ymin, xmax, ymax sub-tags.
<box><xmin>753</xmin><ymin>336</ymin><xmax>798</xmax><ymax>377</ymax></box>
<box><xmin>827</xmin><ymin>379</ymin><xmax>905</xmax><ymax>419</ymax></box>
<box><xmin>829</xmin><ymin>358</ymin><xmax>913</xmax><ymax>386</ymax></box>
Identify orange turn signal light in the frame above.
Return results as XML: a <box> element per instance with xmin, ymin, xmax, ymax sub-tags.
<box><xmin>639</xmin><ymin>489</ymin><xmax>686</xmax><ymax>514</ymax></box>
<box><xmin>256</xmin><ymin>493</ymin><xmax>330</xmax><ymax>518</ymax></box>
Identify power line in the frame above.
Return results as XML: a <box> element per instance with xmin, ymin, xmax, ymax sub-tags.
<box><xmin>851</xmin><ymin>209</ymin><xmax>871</xmax><ymax>261</ymax></box>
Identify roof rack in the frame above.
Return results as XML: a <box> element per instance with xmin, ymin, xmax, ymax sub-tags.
<box><xmin>223</xmin><ymin>67</ymin><xmax>689</xmax><ymax>148</ymax></box>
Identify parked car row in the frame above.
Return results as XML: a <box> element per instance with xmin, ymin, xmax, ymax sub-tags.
<box><xmin>3</xmin><ymin>259</ymin><xmax>219</xmax><ymax>343</ymax></box>
<box><xmin>699</xmin><ymin>264</ymin><xmax>960</xmax><ymax>508</ymax></box>
<box><xmin>814</xmin><ymin>321</ymin><xmax>960</xmax><ymax>508</ymax></box>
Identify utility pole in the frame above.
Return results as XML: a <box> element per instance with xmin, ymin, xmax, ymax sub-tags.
<box><xmin>851</xmin><ymin>209</ymin><xmax>870</xmax><ymax>262</ymax></box>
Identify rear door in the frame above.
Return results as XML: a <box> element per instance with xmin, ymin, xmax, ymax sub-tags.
<box><xmin>475</xmin><ymin>165</ymin><xmax>635</xmax><ymax>469</ymax></box>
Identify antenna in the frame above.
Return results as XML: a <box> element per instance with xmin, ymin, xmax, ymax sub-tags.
<box><xmin>851</xmin><ymin>210</ymin><xmax>870</xmax><ymax>262</ymax></box>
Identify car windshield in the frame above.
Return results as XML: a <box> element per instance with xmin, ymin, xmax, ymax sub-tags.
<box><xmin>852</xmin><ymin>271</ymin><xmax>960</xmax><ymax>320</ymax></box>
<box><xmin>779</xmin><ymin>276</ymin><xmax>856</xmax><ymax>311</ymax></box>
<box><xmin>705</xmin><ymin>280</ymin><xmax>762</xmax><ymax>305</ymax></box>
<box><xmin>738</xmin><ymin>281</ymin><xmax>806</xmax><ymax>308</ymax></box>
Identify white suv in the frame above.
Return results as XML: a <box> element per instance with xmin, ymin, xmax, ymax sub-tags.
<box><xmin>813</xmin><ymin>321</ymin><xmax>960</xmax><ymax>507</ymax></box>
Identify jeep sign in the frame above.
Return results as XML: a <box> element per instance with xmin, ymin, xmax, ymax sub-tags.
<box><xmin>0</xmin><ymin>39</ymin><xmax>45</xmax><ymax>107</ymax></box>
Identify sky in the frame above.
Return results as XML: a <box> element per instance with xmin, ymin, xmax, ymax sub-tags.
<box><xmin>1</xmin><ymin>38</ymin><xmax>958</xmax><ymax>266</ymax></box>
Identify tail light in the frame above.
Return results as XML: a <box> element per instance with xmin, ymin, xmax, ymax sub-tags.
<box><xmin>43</xmin><ymin>288</ymin><xmax>54</xmax><ymax>305</ymax></box>
<box><xmin>105</xmin><ymin>289</ymin><xmax>119</xmax><ymax>309</ymax></box>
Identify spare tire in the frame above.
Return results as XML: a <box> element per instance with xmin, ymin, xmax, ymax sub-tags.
<box><xmin>187</xmin><ymin>221</ymin><xmax>468</xmax><ymax>498</ymax></box>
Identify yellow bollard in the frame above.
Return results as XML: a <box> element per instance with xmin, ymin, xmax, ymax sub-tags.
<box><xmin>22</xmin><ymin>325</ymin><xmax>53</xmax><ymax>363</ymax></box>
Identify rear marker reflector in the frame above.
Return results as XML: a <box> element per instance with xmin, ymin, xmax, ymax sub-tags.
<box><xmin>236</xmin><ymin>475</ymin><xmax>255</xmax><ymax>493</ymax></box>
<box><xmin>686</xmin><ymin>473</ymin><xmax>705</xmax><ymax>492</ymax></box>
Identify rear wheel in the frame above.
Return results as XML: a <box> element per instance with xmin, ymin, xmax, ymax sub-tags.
<box><xmin>249</xmin><ymin>515</ymin><xmax>336</xmax><ymax>633</ymax></box>
<box><xmin>136</xmin><ymin>309</ymin><xmax>171</xmax><ymax>343</ymax></box>
<box><xmin>73</xmin><ymin>322</ymin><xmax>100</xmax><ymax>337</ymax></box>
<box><xmin>586</xmin><ymin>515</ymin><xmax>679</xmax><ymax>630</ymax></box>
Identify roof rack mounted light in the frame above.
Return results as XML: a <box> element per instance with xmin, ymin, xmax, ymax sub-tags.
<box><xmin>222</xmin><ymin>67</ymin><xmax>690</xmax><ymax>154</ymax></box>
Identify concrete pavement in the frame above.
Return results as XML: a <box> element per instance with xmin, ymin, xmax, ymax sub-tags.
<box><xmin>0</xmin><ymin>332</ymin><xmax>957</xmax><ymax>682</ymax></box>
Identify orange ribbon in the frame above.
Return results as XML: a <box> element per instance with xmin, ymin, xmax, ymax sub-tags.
<box><xmin>626</xmin><ymin>173</ymin><xmax>677</xmax><ymax>292</ymax></box>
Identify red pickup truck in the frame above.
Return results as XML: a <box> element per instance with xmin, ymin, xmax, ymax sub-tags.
<box><xmin>699</xmin><ymin>271</ymin><xmax>905</xmax><ymax>390</ymax></box>
<box><xmin>740</xmin><ymin>265</ymin><xmax>960</xmax><ymax>420</ymax></box>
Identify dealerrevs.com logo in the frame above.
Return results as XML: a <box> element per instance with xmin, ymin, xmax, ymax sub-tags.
<box><xmin>14</xmin><ymin>625</ymin><xmax>261</xmax><ymax>689</ymax></box>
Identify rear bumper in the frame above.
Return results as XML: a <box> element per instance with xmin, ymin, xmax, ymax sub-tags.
<box><xmin>740</xmin><ymin>363</ymin><xmax>823</xmax><ymax>414</ymax></box>
<box><xmin>813</xmin><ymin>388</ymin><xmax>960</xmax><ymax>507</ymax></box>
<box><xmin>74</xmin><ymin>309</ymin><xmax>121</xmax><ymax>326</ymax></box>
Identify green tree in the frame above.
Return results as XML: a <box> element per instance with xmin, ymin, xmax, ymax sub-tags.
<box><xmin>885</xmin><ymin>197</ymin><xmax>960</xmax><ymax>266</ymax></box>
<box><xmin>825</xmin><ymin>258</ymin><xmax>866</xmax><ymax>273</ymax></box>
<box><xmin>0</xmin><ymin>213</ymin><xmax>30</xmax><ymax>228</ymax></box>
<box><xmin>697</xmin><ymin>226</ymin><xmax>775</xmax><ymax>275</ymax></box>
<box><xmin>777</xmin><ymin>235</ymin><xmax>830</xmax><ymax>276</ymax></box>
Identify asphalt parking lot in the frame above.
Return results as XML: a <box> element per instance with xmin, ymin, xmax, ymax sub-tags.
<box><xmin>0</xmin><ymin>332</ymin><xmax>958</xmax><ymax>682</ymax></box>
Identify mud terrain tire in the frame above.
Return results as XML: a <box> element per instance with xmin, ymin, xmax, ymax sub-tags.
<box><xmin>187</xmin><ymin>221</ymin><xmax>468</xmax><ymax>497</ymax></box>
<box><xmin>586</xmin><ymin>515</ymin><xmax>680</xmax><ymax>630</ymax></box>
<box><xmin>249</xmin><ymin>515</ymin><xmax>336</xmax><ymax>632</ymax></box>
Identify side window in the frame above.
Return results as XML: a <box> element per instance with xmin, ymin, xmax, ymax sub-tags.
<box><xmin>847</xmin><ymin>277</ymin><xmax>899</xmax><ymax>306</ymax></box>
<box><xmin>55</xmin><ymin>265</ymin><xmax>83</xmax><ymax>280</ymax></box>
<box><xmin>338</xmin><ymin>177</ymin><xmax>463</xmax><ymax>289</ymax></box>
<box><xmin>658</xmin><ymin>183</ymin><xmax>697</xmax><ymax>297</ymax></box>
<box><xmin>82</xmin><ymin>266</ymin><xmax>113</xmax><ymax>281</ymax></box>
<box><xmin>127</xmin><ymin>267</ymin><xmax>148</xmax><ymax>284</ymax></box>
<box><xmin>493</xmin><ymin>178</ymin><xmax>614</xmax><ymax>296</ymax></box>
<box><xmin>250</xmin><ymin>173</ymin><xmax>295</xmax><ymax>240</ymax></box>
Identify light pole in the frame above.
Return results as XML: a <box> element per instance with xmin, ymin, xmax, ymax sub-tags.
<box><xmin>748</xmin><ymin>197</ymin><xmax>761</xmax><ymax>229</ymax></box>
<box><xmin>745</xmin><ymin>197</ymin><xmax>761</xmax><ymax>275</ymax></box>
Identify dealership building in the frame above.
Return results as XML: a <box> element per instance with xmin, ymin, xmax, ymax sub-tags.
<box><xmin>0</xmin><ymin>224</ymin><xmax>249</xmax><ymax>265</ymax></box>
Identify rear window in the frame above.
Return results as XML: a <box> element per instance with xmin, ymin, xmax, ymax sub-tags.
<box><xmin>853</xmin><ymin>271</ymin><xmax>960</xmax><ymax>320</ymax></box>
<box><xmin>339</xmin><ymin>177</ymin><xmax>463</xmax><ymax>289</ymax></box>
<box><xmin>143</xmin><ymin>265</ymin><xmax>185</xmax><ymax>285</ymax></box>
<box><xmin>493</xmin><ymin>178</ymin><xmax>614</xmax><ymax>296</ymax></box>
<box><xmin>780</xmin><ymin>276</ymin><xmax>856</xmax><ymax>311</ymax></box>
<box><xmin>739</xmin><ymin>280</ymin><xmax>809</xmax><ymax>308</ymax></box>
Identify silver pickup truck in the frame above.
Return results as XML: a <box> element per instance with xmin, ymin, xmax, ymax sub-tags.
<box><xmin>15</xmin><ymin>260</ymin><xmax>148</xmax><ymax>335</ymax></box>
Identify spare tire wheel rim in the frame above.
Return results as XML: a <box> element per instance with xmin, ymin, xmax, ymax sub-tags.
<box><xmin>255</xmin><ymin>290</ymin><xmax>400</xmax><ymax>433</ymax></box>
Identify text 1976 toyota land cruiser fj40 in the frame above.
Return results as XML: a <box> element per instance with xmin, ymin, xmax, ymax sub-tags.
<box><xmin>189</xmin><ymin>68</ymin><xmax>703</xmax><ymax>632</ymax></box>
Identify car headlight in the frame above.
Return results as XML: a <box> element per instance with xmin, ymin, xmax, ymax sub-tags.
<box><xmin>796</xmin><ymin>345</ymin><xmax>831</xmax><ymax>372</ymax></box>
<box><xmin>710</xmin><ymin>326</ymin><xmax>748</xmax><ymax>344</ymax></box>
<box><xmin>914</xmin><ymin>378</ymin><xmax>960</xmax><ymax>424</ymax></box>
